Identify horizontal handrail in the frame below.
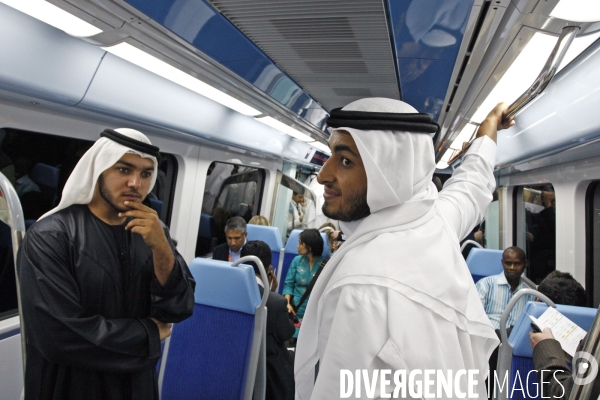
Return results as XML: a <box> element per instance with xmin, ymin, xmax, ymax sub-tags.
<box><xmin>504</xmin><ymin>26</ymin><xmax>580</xmax><ymax>121</ymax></box>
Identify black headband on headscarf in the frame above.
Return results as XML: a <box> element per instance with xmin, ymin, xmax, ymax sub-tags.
<box><xmin>327</xmin><ymin>108</ymin><xmax>440</xmax><ymax>141</ymax></box>
<box><xmin>100</xmin><ymin>129</ymin><xmax>160</xmax><ymax>157</ymax></box>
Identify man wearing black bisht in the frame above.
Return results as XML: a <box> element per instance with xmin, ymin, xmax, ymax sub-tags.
<box><xmin>17</xmin><ymin>128</ymin><xmax>196</xmax><ymax>400</ymax></box>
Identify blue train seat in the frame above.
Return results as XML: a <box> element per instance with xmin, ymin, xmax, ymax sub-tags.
<box><xmin>160</xmin><ymin>258</ymin><xmax>267</xmax><ymax>400</ymax></box>
<box><xmin>465</xmin><ymin>248</ymin><xmax>503</xmax><ymax>283</ymax></box>
<box><xmin>280</xmin><ymin>229</ymin><xmax>330</xmax><ymax>294</ymax></box>
<box><xmin>246</xmin><ymin>224</ymin><xmax>283</xmax><ymax>283</ymax></box>
<box><xmin>148</xmin><ymin>198</ymin><xmax>162</xmax><ymax>215</ymax></box>
<box><xmin>196</xmin><ymin>213</ymin><xmax>217</xmax><ymax>256</ymax></box>
<box><xmin>29</xmin><ymin>163</ymin><xmax>59</xmax><ymax>205</ymax></box>
<box><xmin>495</xmin><ymin>299</ymin><xmax>597</xmax><ymax>400</ymax></box>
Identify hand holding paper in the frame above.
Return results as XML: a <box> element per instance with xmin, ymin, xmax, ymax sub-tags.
<box><xmin>528</xmin><ymin>308</ymin><xmax>587</xmax><ymax>356</ymax></box>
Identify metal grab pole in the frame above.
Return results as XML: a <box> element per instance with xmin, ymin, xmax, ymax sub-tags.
<box><xmin>496</xmin><ymin>289</ymin><xmax>555</xmax><ymax>400</ymax></box>
<box><xmin>0</xmin><ymin>173</ymin><xmax>26</xmax><ymax>391</ymax></box>
<box><xmin>568</xmin><ymin>306</ymin><xmax>600</xmax><ymax>400</ymax></box>
<box><xmin>504</xmin><ymin>26</ymin><xmax>580</xmax><ymax>121</ymax></box>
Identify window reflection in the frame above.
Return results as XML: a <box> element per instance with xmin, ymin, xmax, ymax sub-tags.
<box><xmin>521</xmin><ymin>186</ymin><xmax>556</xmax><ymax>283</ymax></box>
<box><xmin>197</xmin><ymin>162</ymin><xmax>265</xmax><ymax>256</ymax></box>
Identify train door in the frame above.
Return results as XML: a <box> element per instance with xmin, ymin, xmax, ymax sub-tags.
<box><xmin>514</xmin><ymin>185</ymin><xmax>556</xmax><ymax>283</ymax></box>
<box><xmin>0</xmin><ymin>171</ymin><xmax>26</xmax><ymax>400</ymax></box>
<box><xmin>586</xmin><ymin>182</ymin><xmax>600</xmax><ymax>307</ymax></box>
<box><xmin>269</xmin><ymin>172</ymin><xmax>316</xmax><ymax>245</ymax></box>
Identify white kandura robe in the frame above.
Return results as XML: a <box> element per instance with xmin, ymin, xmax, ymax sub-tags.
<box><xmin>294</xmin><ymin>99</ymin><xmax>499</xmax><ymax>400</ymax></box>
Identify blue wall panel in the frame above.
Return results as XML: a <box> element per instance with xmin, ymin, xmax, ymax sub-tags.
<box><xmin>125</xmin><ymin>0</ymin><xmax>327</xmax><ymax>127</ymax></box>
<box><xmin>386</xmin><ymin>0</ymin><xmax>474</xmax><ymax>120</ymax></box>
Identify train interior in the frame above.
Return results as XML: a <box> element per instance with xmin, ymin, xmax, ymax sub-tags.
<box><xmin>1</xmin><ymin>0</ymin><xmax>600</xmax><ymax>398</ymax></box>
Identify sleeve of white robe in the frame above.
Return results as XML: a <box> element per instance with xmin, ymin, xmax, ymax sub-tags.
<box><xmin>311</xmin><ymin>285</ymin><xmax>489</xmax><ymax>399</ymax></box>
<box><xmin>436</xmin><ymin>136</ymin><xmax>497</xmax><ymax>241</ymax></box>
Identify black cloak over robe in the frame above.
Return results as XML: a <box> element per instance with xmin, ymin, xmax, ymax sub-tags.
<box><xmin>17</xmin><ymin>205</ymin><xmax>196</xmax><ymax>400</ymax></box>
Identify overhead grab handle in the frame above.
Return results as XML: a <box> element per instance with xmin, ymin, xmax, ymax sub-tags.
<box><xmin>504</xmin><ymin>26</ymin><xmax>580</xmax><ymax>122</ymax></box>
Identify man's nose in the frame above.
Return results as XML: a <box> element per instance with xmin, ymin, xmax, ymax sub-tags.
<box><xmin>317</xmin><ymin>159</ymin><xmax>333</xmax><ymax>184</ymax></box>
<box><xmin>127</xmin><ymin>175</ymin><xmax>142</xmax><ymax>188</ymax></box>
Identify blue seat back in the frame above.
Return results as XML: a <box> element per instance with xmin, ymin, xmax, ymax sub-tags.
<box><xmin>30</xmin><ymin>163</ymin><xmax>59</xmax><ymax>203</ymax></box>
<box><xmin>246</xmin><ymin>224</ymin><xmax>283</xmax><ymax>274</ymax></box>
<box><xmin>161</xmin><ymin>258</ymin><xmax>261</xmax><ymax>400</ymax></box>
<box><xmin>199</xmin><ymin>213</ymin><xmax>217</xmax><ymax>240</ymax></box>
<box><xmin>320</xmin><ymin>232</ymin><xmax>331</xmax><ymax>259</ymax></box>
<box><xmin>505</xmin><ymin>302</ymin><xmax>597</xmax><ymax>399</ymax></box>
<box><xmin>148</xmin><ymin>198</ymin><xmax>162</xmax><ymax>215</ymax></box>
<box><xmin>465</xmin><ymin>248</ymin><xmax>503</xmax><ymax>283</ymax></box>
<box><xmin>281</xmin><ymin>229</ymin><xmax>302</xmax><ymax>293</ymax></box>
<box><xmin>196</xmin><ymin>213</ymin><xmax>217</xmax><ymax>256</ymax></box>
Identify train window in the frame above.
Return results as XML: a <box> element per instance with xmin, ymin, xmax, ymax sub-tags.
<box><xmin>483</xmin><ymin>189</ymin><xmax>500</xmax><ymax>250</ymax></box>
<box><xmin>586</xmin><ymin>182</ymin><xmax>600</xmax><ymax>307</ymax></box>
<box><xmin>0</xmin><ymin>128</ymin><xmax>178</xmax><ymax>320</ymax></box>
<box><xmin>514</xmin><ymin>185</ymin><xmax>556</xmax><ymax>284</ymax></box>
<box><xmin>196</xmin><ymin>162</ymin><xmax>265</xmax><ymax>256</ymax></box>
<box><xmin>270</xmin><ymin>172</ymin><xmax>316</xmax><ymax>245</ymax></box>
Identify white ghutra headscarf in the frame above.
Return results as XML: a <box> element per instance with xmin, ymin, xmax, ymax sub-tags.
<box><xmin>39</xmin><ymin>128</ymin><xmax>158</xmax><ymax>220</ymax></box>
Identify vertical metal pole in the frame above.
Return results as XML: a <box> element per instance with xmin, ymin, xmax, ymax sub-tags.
<box><xmin>0</xmin><ymin>173</ymin><xmax>27</xmax><ymax>394</ymax></box>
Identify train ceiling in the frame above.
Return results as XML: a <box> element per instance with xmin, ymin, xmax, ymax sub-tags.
<box><xmin>119</xmin><ymin>0</ymin><xmax>467</xmax><ymax>123</ymax></box>
<box><xmin>4</xmin><ymin>0</ymin><xmax>600</xmax><ymax>166</ymax></box>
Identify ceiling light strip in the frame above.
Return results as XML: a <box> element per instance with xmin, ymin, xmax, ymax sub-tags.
<box><xmin>255</xmin><ymin>116</ymin><xmax>314</xmax><ymax>142</ymax></box>
<box><xmin>103</xmin><ymin>43</ymin><xmax>261</xmax><ymax>117</ymax></box>
<box><xmin>0</xmin><ymin>0</ymin><xmax>102</xmax><ymax>37</ymax></box>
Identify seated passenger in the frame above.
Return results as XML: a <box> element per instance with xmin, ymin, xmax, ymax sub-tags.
<box><xmin>241</xmin><ymin>240</ymin><xmax>295</xmax><ymax>400</ymax></box>
<box><xmin>476</xmin><ymin>246</ymin><xmax>536</xmax><ymax>330</ymax></box>
<box><xmin>282</xmin><ymin>229</ymin><xmax>325</xmax><ymax>339</ymax></box>
<box><xmin>530</xmin><ymin>271</ymin><xmax>597</xmax><ymax>398</ymax></box>
<box><xmin>537</xmin><ymin>270</ymin><xmax>586</xmax><ymax>306</ymax></box>
<box><xmin>212</xmin><ymin>216</ymin><xmax>246</xmax><ymax>262</ymax></box>
<box><xmin>248</xmin><ymin>215</ymin><xmax>270</xmax><ymax>226</ymax></box>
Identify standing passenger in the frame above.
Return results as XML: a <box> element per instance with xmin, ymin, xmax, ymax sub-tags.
<box><xmin>294</xmin><ymin>98</ymin><xmax>514</xmax><ymax>399</ymax></box>
<box><xmin>17</xmin><ymin>128</ymin><xmax>196</xmax><ymax>400</ymax></box>
<box><xmin>288</xmin><ymin>192</ymin><xmax>306</xmax><ymax>235</ymax></box>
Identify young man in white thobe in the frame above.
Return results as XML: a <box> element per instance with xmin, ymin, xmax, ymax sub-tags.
<box><xmin>294</xmin><ymin>98</ymin><xmax>514</xmax><ymax>399</ymax></box>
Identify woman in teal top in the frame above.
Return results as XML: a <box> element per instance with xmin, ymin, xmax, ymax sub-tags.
<box><xmin>282</xmin><ymin>229</ymin><xmax>325</xmax><ymax>338</ymax></box>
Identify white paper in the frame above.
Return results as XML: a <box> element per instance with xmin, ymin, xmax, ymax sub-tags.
<box><xmin>529</xmin><ymin>308</ymin><xmax>587</xmax><ymax>356</ymax></box>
